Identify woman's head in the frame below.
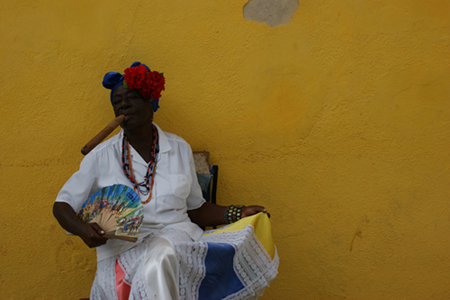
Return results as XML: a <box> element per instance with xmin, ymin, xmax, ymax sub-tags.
<box><xmin>112</xmin><ymin>84</ymin><xmax>154</xmax><ymax>131</ymax></box>
<box><xmin>102</xmin><ymin>62</ymin><xmax>165</xmax><ymax>112</ymax></box>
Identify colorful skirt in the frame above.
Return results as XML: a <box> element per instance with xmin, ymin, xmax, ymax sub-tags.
<box><xmin>91</xmin><ymin>213</ymin><xmax>278</xmax><ymax>300</ymax></box>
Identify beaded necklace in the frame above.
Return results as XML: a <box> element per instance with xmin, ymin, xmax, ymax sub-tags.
<box><xmin>121</xmin><ymin>125</ymin><xmax>159</xmax><ymax>204</ymax></box>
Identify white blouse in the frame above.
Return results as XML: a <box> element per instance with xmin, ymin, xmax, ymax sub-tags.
<box><xmin>55</xmin><ymin>123</ymin><xmax>206</xmax><ymax>261</ymax></box>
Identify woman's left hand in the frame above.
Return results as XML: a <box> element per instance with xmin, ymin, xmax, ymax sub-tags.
<box><xmin>242</xmin><ymin>205</ymin><xmax>271</xmax><ymax>218</ymax></box>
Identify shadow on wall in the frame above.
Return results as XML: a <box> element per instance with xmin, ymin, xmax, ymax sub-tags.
<box><xmin>243</xmin><ymin>0</ymin><xmax>299</xmax><ymax>27</ymax></box>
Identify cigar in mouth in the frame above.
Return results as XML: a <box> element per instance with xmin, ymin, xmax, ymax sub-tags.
<box><xmin>81</xmin><ymin>115</ymin><xmax>125</xmax><ymax>155</ymax></box>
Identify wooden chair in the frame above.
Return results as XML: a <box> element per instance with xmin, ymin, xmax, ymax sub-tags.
<box><xmin>193</xmin><ymin>151</ymin><xmax>218</xmax><ymax>205</ymax></box>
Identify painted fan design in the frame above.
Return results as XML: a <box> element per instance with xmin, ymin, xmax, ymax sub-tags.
<box><xmin>77</xmin><ymin>184</ymin><xmax>143</xmax><ymax>242</ymax></box>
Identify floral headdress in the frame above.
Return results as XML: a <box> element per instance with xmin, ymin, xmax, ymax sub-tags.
<box><xmin>102</xmin><ymin>62</ymin><xmax>165</xmax><ymax>112</ymax></box>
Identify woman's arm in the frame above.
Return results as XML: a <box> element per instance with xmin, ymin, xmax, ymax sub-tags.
<box><xmin>187</xmin><ymin>202</ymin><xmax>268</xmax><ymax>228</ymax></box>
<box><xmin>53</xmin><ymin>202</ymin><xmax>108</xmax><ymax>248</ymax></box>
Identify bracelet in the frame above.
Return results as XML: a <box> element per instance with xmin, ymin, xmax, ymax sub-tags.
<box><xmin>224</xmin><ymin>205</ymin><xmax>234</xmax><ymax>224</ymax></box>
<box><xmin>224</xmin><ymin>205</ymin><xmax>246</xmax><ymax>224</ymax></box>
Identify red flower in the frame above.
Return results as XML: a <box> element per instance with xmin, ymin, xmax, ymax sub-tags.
<box><xmin>147</xmin><ymin>71</ymin><xmax>165</xmax><ymax>100</ymax></box>
<box><xmin>124</xmin><ymin>65</ymin><xmax>149</xmax><ymax>90</ymax></box>
<box><xmin>123</xmin><ymin>66</ymin><xmax>165</xmax><ymax>100</ymax></box>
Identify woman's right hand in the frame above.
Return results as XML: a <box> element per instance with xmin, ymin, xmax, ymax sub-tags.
<box><xmin>78</xmin><ymin>222</ymin><xmax>108</xmax><ymax>248</ymax></box>
<box><xmin>53</xmin><ymin>202</ymin><xmax>108</xmax><ymax>248</ymax></box>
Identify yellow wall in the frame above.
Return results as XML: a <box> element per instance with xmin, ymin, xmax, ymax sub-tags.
<box><xmin>1</xmin><ymin>0</ymin><xmax>449</xmax><ymax>299</ymax></box>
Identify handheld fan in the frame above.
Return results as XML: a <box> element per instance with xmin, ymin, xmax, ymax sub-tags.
<box><xmin>77</xmin><ymin>184</ymin><xmax>143</xmax><ymax>242</ymax></box>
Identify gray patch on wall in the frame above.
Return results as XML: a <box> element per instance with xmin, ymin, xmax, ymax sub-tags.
<box><xmin>243</xmin><ymin>0</ymin><xmax>299</xmax><ymax>27</ymax></box>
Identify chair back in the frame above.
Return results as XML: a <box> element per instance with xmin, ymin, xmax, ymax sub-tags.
<box><xmin>193</xmin><ymin>151</ymin><xmax>218</xmax><ymax>204</ymax></box>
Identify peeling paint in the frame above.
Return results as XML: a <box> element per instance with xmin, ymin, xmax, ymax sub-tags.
<box><xmin>243</xmin><ymin>0</ymin><xmax>299</xmax><ymax>27</ymax></box>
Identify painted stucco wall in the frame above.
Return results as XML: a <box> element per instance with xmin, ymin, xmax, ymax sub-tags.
<box><xmin>1</xmin><ymin>0</ymin><xmax>449</xmax><ymax>299</ymax></box>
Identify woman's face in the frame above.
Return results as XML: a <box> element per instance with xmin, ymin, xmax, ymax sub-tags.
<box><xmin>112</xmin><ymin>85</ymin><xmax>154</xmax><ymax>131</ymax></box>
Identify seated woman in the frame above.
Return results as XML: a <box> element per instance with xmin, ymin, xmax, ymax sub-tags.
<box><xmin>53</xmin><ymin>62</ymin><xmax>277</xmax><ymax>300</ymax></box>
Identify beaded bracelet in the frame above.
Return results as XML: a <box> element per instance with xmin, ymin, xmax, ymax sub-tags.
<box><xmin>224</xmin><ymin>205</ymin><xmax>234</xmax><ymax>224</ymax></box>
<box><xmin>224</xmin><ymin>205</ymin><xmax>246</xmax><ymax>224</ymax></box>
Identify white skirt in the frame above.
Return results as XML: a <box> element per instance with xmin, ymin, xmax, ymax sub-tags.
<box><xmin>91</xmin><ymin>213</ymin><xmax>279</xmax><ymax>300</ymax></box>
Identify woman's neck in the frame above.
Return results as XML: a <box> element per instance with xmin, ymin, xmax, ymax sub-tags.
<box><xmin>124</xmin><ymin>124</ymin><xmax>155</xmax><ymax>163</ymax></box>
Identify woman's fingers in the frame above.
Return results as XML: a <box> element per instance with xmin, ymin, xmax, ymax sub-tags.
<box><xmin>242</xmin><ymin>205</ymin><xmax>270</xmax><ymax>218</ymax></box>
<box><xmin>80</xmin><ymin>223</ymin><xmax>108</xmax><ymax>248</ymax></box>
